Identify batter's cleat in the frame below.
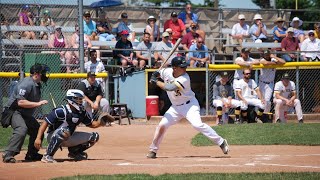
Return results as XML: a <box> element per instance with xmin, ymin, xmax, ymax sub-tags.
<box><xmin>234</xmin><ymin>118</ymin><xmax>240</xmax><ymax>124</ymax></box>
<box><xmin>2</xmin><ymin>151</ymin><xmax>16</xmax><ymax>163</ymax></box>
<box><xmin>25</xmin><ymin>152</ymin><xmax>43</xmax><ymax>161</ymax></box>
<box><xmin>298</xmin><ymin>119</ymin><xmax>304</xmax><ymax>123</ymax></box>
<box><xmin>68</xmin><ymin>152</ymin><xmax>88</xmax><ymax>161</ymax></box>
<box><xmin>255</xmin><ymin>117</ymin><xmax>263</xmax><ymax>123</ymax></box>
<box><xmin>41</xmin><ymin>155</ymin><xmax>56</xmax><ymax>163</ymax></box>
<box><xmin>146</xmin><ymin>151</ymin><xmax>157</xmax><ymax>159</ymax></box>
<box><xmin>276</xmin><ymin>119</ymin><xmax>281</xmax><ymax>123</ymax></box>
<box><xmin>220</xmin><ymin>139</ymin><xmax>230</xmax><ymax>155</ymax></box>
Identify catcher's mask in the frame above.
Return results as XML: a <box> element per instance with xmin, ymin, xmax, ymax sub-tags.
<box><xmin>66</xmin><ymin>89</ymin><xmax>84</xmax><ymax>112</ymax></box>
<box><xmin>30</xmin><ymin>63</ymin><xmax>50</xmax><ymax>83</ymax></box>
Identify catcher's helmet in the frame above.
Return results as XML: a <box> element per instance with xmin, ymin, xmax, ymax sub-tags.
<box><xmin>171</xmin><ymin>57</ymin><xmax>188</xmax><ymax>68</ymax></box>
<box><xmin>66</xmin><ymin>89</ymin><xmax>84</xmax><ymax>112</ymax></box>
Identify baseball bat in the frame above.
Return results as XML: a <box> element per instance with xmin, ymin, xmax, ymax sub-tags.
<box><xmin>158</xmin><ymin>38</ymin><xmax>182</xmax><ymax>70</ymax></box>
<box><xmin>50</xmin><ymin>92</ymin><xmax>57</xmax><ymax>108</ymax></box>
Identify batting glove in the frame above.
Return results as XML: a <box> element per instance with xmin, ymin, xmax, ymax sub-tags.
<box><xmin>150</xmin><ymin>74</ymin><xmax>158</xmax><ymax>85</ymax></box>
<box><xmin>152</xmin><ymin>71</ymin><xmax>160</xmax><ymax>78</ymax></box>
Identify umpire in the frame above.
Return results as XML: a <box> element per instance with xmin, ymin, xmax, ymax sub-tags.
<box><xmin>2</xmin><ymin>64</ymin><xmax>50</xmax><ymax>163</ymax></box>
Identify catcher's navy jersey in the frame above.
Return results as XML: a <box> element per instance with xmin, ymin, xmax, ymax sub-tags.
<box><xmin>45</xmin><ymin>104</ymin><xmax>93</xmax><ymax>134</ymax></box>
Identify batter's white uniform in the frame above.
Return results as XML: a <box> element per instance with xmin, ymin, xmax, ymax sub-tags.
<box><xmin>259</xmin><ymin>58</ymin><xmax>277</xmax><ymax>112</ymax></box>
<box><xmin>273</xmin><ymin>80</ymin><xmax>303</xmax><ymax>122</ymax></box>
<box><xmin>235</xmin><ymin>79</ymin><xmax>265</xmax><ymax>110</ymax></box>
<box><xmin>149</xmin><ymin>68</ymin><xmax>225</xmax><ymax>153</ymax></box>
<box><xmin>233</xmin><ymin>56</ymin><xmax>255</xmax><ymax>90</ymax></box>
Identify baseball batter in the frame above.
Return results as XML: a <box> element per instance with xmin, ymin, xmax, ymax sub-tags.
<box><xmin>213</xmin><ymin>71</ymin><xmax>241</xmax><ymax>124</ymax></box>
<box><xmin>235</xmin><ymin>68</ymin><xmax>265</xmax><ymax>123</ymax></box>
<box><xmin>233</xmin><ymin>48</ymin><xmax>260</xmax><ymax>91</ymax></box>
<box><xmin>34</xmin><ymin>89</ymin><xmax>104</xmax><ymax>163</ymax></box>
<box><xmin>259</xmin><ymin>50</ymin><xmax>286</xmax><ymax>113</ymax></box>
<box><xmin>273</xmin><ymin>73</ymin><xmax>303</xmax><ymax>123</ymax></box>
<box><xmin>147</xmin><ymin>57</ymin><xmax>229</xmax><ymax>159</ymax></box>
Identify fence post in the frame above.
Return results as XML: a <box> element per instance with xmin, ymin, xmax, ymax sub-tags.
<box><xmin>78</xmin><ymin>0</ymin><xmax>84</xmax><ymax>73</ymax></box>
<box><xmin>206</xmin><ymin>64</ymin><xmax>209</xmax><ymax>116</ymax></box>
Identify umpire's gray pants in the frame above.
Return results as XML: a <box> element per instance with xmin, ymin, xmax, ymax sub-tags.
<box><xmin>5</xmin><ymin>111</ymin><xmax>40</xmax><ymax>155</ymax></box>
<box><xmin>47</xmin><ymin>131</ymin><xmax>92</xmax><ymax>147</ymax></box>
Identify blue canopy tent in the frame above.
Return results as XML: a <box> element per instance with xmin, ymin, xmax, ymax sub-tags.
<box><xmin>90</xmin><ymin>0</ymin><xmax>123</xmax><ymax>8</ymax></box>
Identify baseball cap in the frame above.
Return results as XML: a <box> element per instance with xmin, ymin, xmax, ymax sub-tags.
<box><xmin>165</xmin><ymin>28</ymin><xmax>173</xmax><ymax>33</ymax></box>
<box><xmin>281</xmin><ymin>73</ymin><xmax>290</xmax><ymax>79</ymax></box>
<box><xmin>43</xmin><ymin>9</ymin><xmax>50</xmax><ymax>15</ymax></box>
<box><xmin>171</xmin><ymin>11</ymin><xmax>178</xmax><ymax>17</ymax></box>
<box><xmin>287</xmin><ymin>27</ymin><xmax>294</xmax><ymax>33</ymax></box>
<box><xmin>55</xmin><ymin>26</ymin><xmax>62</xmax><ymax>30</ymax></box>
<box><xmin>221</xmin><ymin>71</ymin><xmax>229</xmax><ymax>77</ymax></box>
<box><xmin>241</xmin><ymin>48</ymin><xmax>250</xmax><ymax>53</ymax></box>
<box><xmin>22</xmin><ymin>5</ymin><xmax>30</xmax><ymax>10</ymax></box>
<box><xmin>171</xmin><ymin>57</ymin><xmax>188</xmax><ymax>68</ymax></box>
<box><xmin>120</xmin><ymin>30</ymin><xmax>129</xmax><ymax>35</ymax></box>
<box><xmin>87</xmin><ymin>72</ymin><xmax>97</xmax><ymax>77</ymax></box>
<box><xmin>238</xmin><ymin>14</ymin><xmax>245</xmax><ymax>20</ymax></box>
<box><xmin>162</xmin><ymin>31</ymin><xmax>170</xmax><ymax>37</ymax></box>
<box><xmin>83</xmin><ymin>11</ymin><xmax>91</xmax><ymax>16</ymax></box>
<box><xmin>253</xmin><ymin>14</ymin><xmax>263</xmax><ymax>20</ymax></box>
<box><xmin>121</xmin><ymin>12</ymin><xmax>128</xmax><ymax>18</ymax></box>
<box><xmin>308</xmin><ymin>30</ymin><xmax>315</xmax><ymax>35</ymax></box>
<box><xmin>263</xmin><ymin>50</ymin><xmax>271</xmax><ymax>54</ymax></box>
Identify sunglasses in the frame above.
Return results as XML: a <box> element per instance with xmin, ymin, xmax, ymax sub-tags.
<box><xmin>309</xmin><ymin>33</ymin><xmax>315</xmax><ymax>36</ymax></box>
<box><xmin>197</xmin><ymin>41</ymin><xmax>203</xmax><ymax>44</ymax></box>
<box><xmin>244</xmin><ymin>73</ymin><xmax>251</xmax><ymax>75</ymax></box>
<box><xmin>240</xmin><ymin>19</ymin><xmax>245</xmax><ymax>21</ymax></box>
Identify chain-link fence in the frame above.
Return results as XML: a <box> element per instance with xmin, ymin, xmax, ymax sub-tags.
<box><xmin>207</xmin><ymin>65</ymin><xmax>320</xmax><ymax>116</ymax></box>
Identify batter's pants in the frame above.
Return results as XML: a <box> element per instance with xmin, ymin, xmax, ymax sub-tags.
<box><xmin>149</xmin><ymin>97</ymin><xmax>224</xmax><ymax>153</ymax></box>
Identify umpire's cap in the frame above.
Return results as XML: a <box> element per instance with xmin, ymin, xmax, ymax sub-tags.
<box><xmin>30</xmin><ymin>63</ymin><xmax>50</xmax><ymax>74</ymax></box>
<box><xmin>282</xmin><ymin>73</ymin><xmax>290</xmax><ymax>79</ymax></box>
<box><xmin>171</xmin><ymin>57</ymin><xmax>188</xmax><ymax>68</ymax></box>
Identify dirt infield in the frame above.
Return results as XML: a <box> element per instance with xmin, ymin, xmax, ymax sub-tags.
<box><xmin>1</xmin><ymin>123</ymin><xmax>320</xmax><ymax>180</ymax></box>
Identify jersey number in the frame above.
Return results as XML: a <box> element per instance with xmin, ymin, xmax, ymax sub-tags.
<box><xmin>174</xmin><ymin>89</ymin><xmax>182</xmax><ymax>96</ymax></box>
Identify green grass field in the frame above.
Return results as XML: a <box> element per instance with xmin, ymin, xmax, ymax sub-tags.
<box><xmin>192</xmin><ymin>123</ymin><xmax>320</xmax><ymax>146</ymax></box>
<box><xmin>54</xmin><ymin>172</ymin><xmax>320</xmax><ymax>180</ymax></box>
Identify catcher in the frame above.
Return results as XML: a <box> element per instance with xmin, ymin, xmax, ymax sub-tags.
<box><xmin>34</xmin><ymin>89</ymin><xmax>114</xmax><ymax>163</ymax></box>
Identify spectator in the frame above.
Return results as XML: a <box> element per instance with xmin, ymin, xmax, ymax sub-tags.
<box><xmin>78</xmin><ymin>72</ymin><xmax>110</xmax><ymax>119</ymax></box>
<box><xmin>97</xmin><ymin>11</ymin><xmax>115</xmax><ymax>42</ymax></box>
<box><xmin>259</xmin><ymin>50</ymin><xmax>286</xmax><ymax>114</ymax></box>
<box><xmin>249</xmin><ymin>14</ymin><xmax>267</xmax><ymax>42</ymax></box>
<box><xmin>235</xmin><ymin>68</ymin><xmax>265</xmax><ymax>123</ymax></box>
<box><xmin>136</xmin><ymin>32</ymin><xmax>156</xmax><ymax>69</ymax></box>
<box><xmin>273</xmin><ymin>17</ymin><xmax>287</xmax><ymax>43</ymax></box>
<box><xmin>48</xmin><ymin>26</ymin><xmax>73</xmax><ymax>72</ymax></box>
<box><xmin>273</xmin><ymin>73</ymin><xmax>303</xmax><ymax>123</ymax></box>
<box><xmin>85</xmin><ymin>50</ymin><xmax>106</xmax><ymax>83</ymax></box>
<box><xmin>233</xmin><ymin>48</ymin><xmax>260</xmax><ymax>91</ymax></box>
<box><xmin>0</xmin><ymin>13</ymin><xmax>12</xmax><ymax>39</ymax></box>
<box><xmin>145</xmin><ymin>15</ymin><xmax>160</xmax><ymax>42</ymax></box>
<box><xmin>181</xmin><ymin>22</ymin><xmax>199</xmax><ymax>51</ymax></box>
<box><xmin>281</xmin><ymin>27</ymin><xmax>300</xmax><ymax>62</ymax></box>
<box><xmin>178</xmin><ymin>3</ymin><xmax>199</xmax><ymax>31</ymax></box>
<box><xmin>83</xmin><ymin>10</ymin><xmax>98</xmax><ymax>41</ymax></box>
<box><xmin>188</xmin><ymin>37</ymin><xmax>210</xmax><ymax>67</ymax></box>
<box><xmin>231</xmin><ymin>14</ymin><xmax>250</xmax><ymax>45</ymax></box>
<box><xmin>154</xmin><ymin>32</ymin><xmax>177</xmax><ymax>67</ymax></box>
<box><xmin>290</xmin><ymin>17</ymin><xmax>305</xmax><ymax>44</ymax></box>
<box><xmin>314</xmin><ymin>23</ymin><xmax>320</xmax><ymax>39</ymax></box>
<box><xmin>165</xmin><ymin>28</ymin><xmax>173</xmax><ymax>42</ymax></box>
<box><xmin>301</xmin><ymin>30</ymin><xmax>320</xmax><ymax>61</ymax></box>
<box><xmin>164</xmin><ymin>11</ymin><xmax>186</xmax><ymax>44</ymax></box>
<box><xmin>40</xmin><ymin>9</ymin><xmax>55</xmax><ymax>40</ymax></box>
<box><xmin>117</xmin><ymin>12</ymin><xmax>137</xmax><ymax>42</ymax></box>
<box><xmin>19</xmin><ymin>5</ymin><xmax>36</xmax><ymax>39</ymax></box>
<box><xmin>212</xmin><ymin>71</ymin><xmax>241</xmax><ymax>125</ymax></box>
<box><xmin>113</xmin><ymin>30</ymin><xmax>137</xmax><ymax>67</ymax></box>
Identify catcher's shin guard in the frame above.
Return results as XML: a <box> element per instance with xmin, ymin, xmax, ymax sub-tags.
<box><xmin>68</xmin><ymin>132</ymin><xmax>99</xmax><ymax>154</ymax></box>
<box><xmin>46</xmin><ymin>127</ymin><xmax>71</xmax><ymax>156</ymax></box>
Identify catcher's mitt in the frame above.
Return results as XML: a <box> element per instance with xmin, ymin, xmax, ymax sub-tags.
<box><xmin>98</xmin><ymin>112</ymin><xmax>115</xmax><ymax>126</ymax></box>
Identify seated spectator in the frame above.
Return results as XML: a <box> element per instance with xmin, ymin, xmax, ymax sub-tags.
<box><xmin>117</xmin><ymin>12</ymin><xmax>137</xmax><ymax>42</ymax></box>
<box><xmin>154</xmin><ymin>32</ymin><xmax>177</xmax><ymax>67</ymax></box>
<box><xmin>40</xmin><ymin>9</ymin><xmax>55</xmax><ymax>40</ymax></box>
<box><xmin>290</xmin><ymin>17</ymin><xmax>305</xmax><ymax>44</ymax></box>
<box><xmin>281</xmin><ymin>27</ymin><xmax>300</xmax><ymax>62</ymax></box>
<box><xmin>19</xmin><ymin>5</ymin><xmax>36</xmax><ymax>39</ymax></box>
<box><xmin>83</xmin><ymin>11</ymin><xmax>98</xmax><ymax>41</ymax></box>
<box><xmin>136</xmin><ymin>32</ymin><xmax>156</xmax><ymax>69</ymax></box>
<box><xmin>313</xmin><ymin>23</ymin><xmax>320</xmax><ymax>39</ymax></box>
<box><xmin>48</xmin><ymin>26</ymin><xmax>73</xmax><ymax>72</ymax></box>
<box><xmin>145</xmin><ymin>16</ymin><xmax>160</xmax><ymax>42</ymax></box>
<box><xmin>164</xmin><ymin>11</ymin><xmax>186</xmax><ymax>44</ymax></box>
<box><xmin>301</xmin><ymin>30</ymin><xmax>320</xmax><ymax>61</ymax></box>
<box><xmin>231</xmin><ymin>14</ymin><xmax>250</xmax><ymax>45</ymax></box>
<box><xmin>85</xmin><ymin>49</ymin><xmax>106</xmax><ymax>88</ymax></box>
<box><xmin>97</xmin><ymin>11</ymin><xmax>115</xmax><ymax>42</ymax></box>
<box><xmin>113</xmin><ymin>30</ymin><xmax>137</xmax><ymax>67</ymax></box>
<box><xmin>181</xmin><ymin>22</ymin><xmax>199</xmax><ymax>52</ymax></box>
<box><xmin>178</xmin><ymin>3</ymin><xmax>198</xmax><ymax>31</ymax></box>
<box><xmin>188</xmin><ymin>37</ymin><xmax>209</xmax><ymax>67</ymax></box>
<box><xmin>249</xmin><ymin>14</ymin><xmax>267</xmax><ymax>42</ymax></box>
<box><xmin>273</xmin><ymin>17</ymin><xmax>287</xmax><ymax>43</ymax></box>
<box><xmin>70</xmin><ymin>24</ymin><xmax>92</xmax><ymax>65</ymax></box>
<box><xmin>0</xmin><ymin>13</ymin><xmax>12</xmax><ymax>39</ymax></box>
